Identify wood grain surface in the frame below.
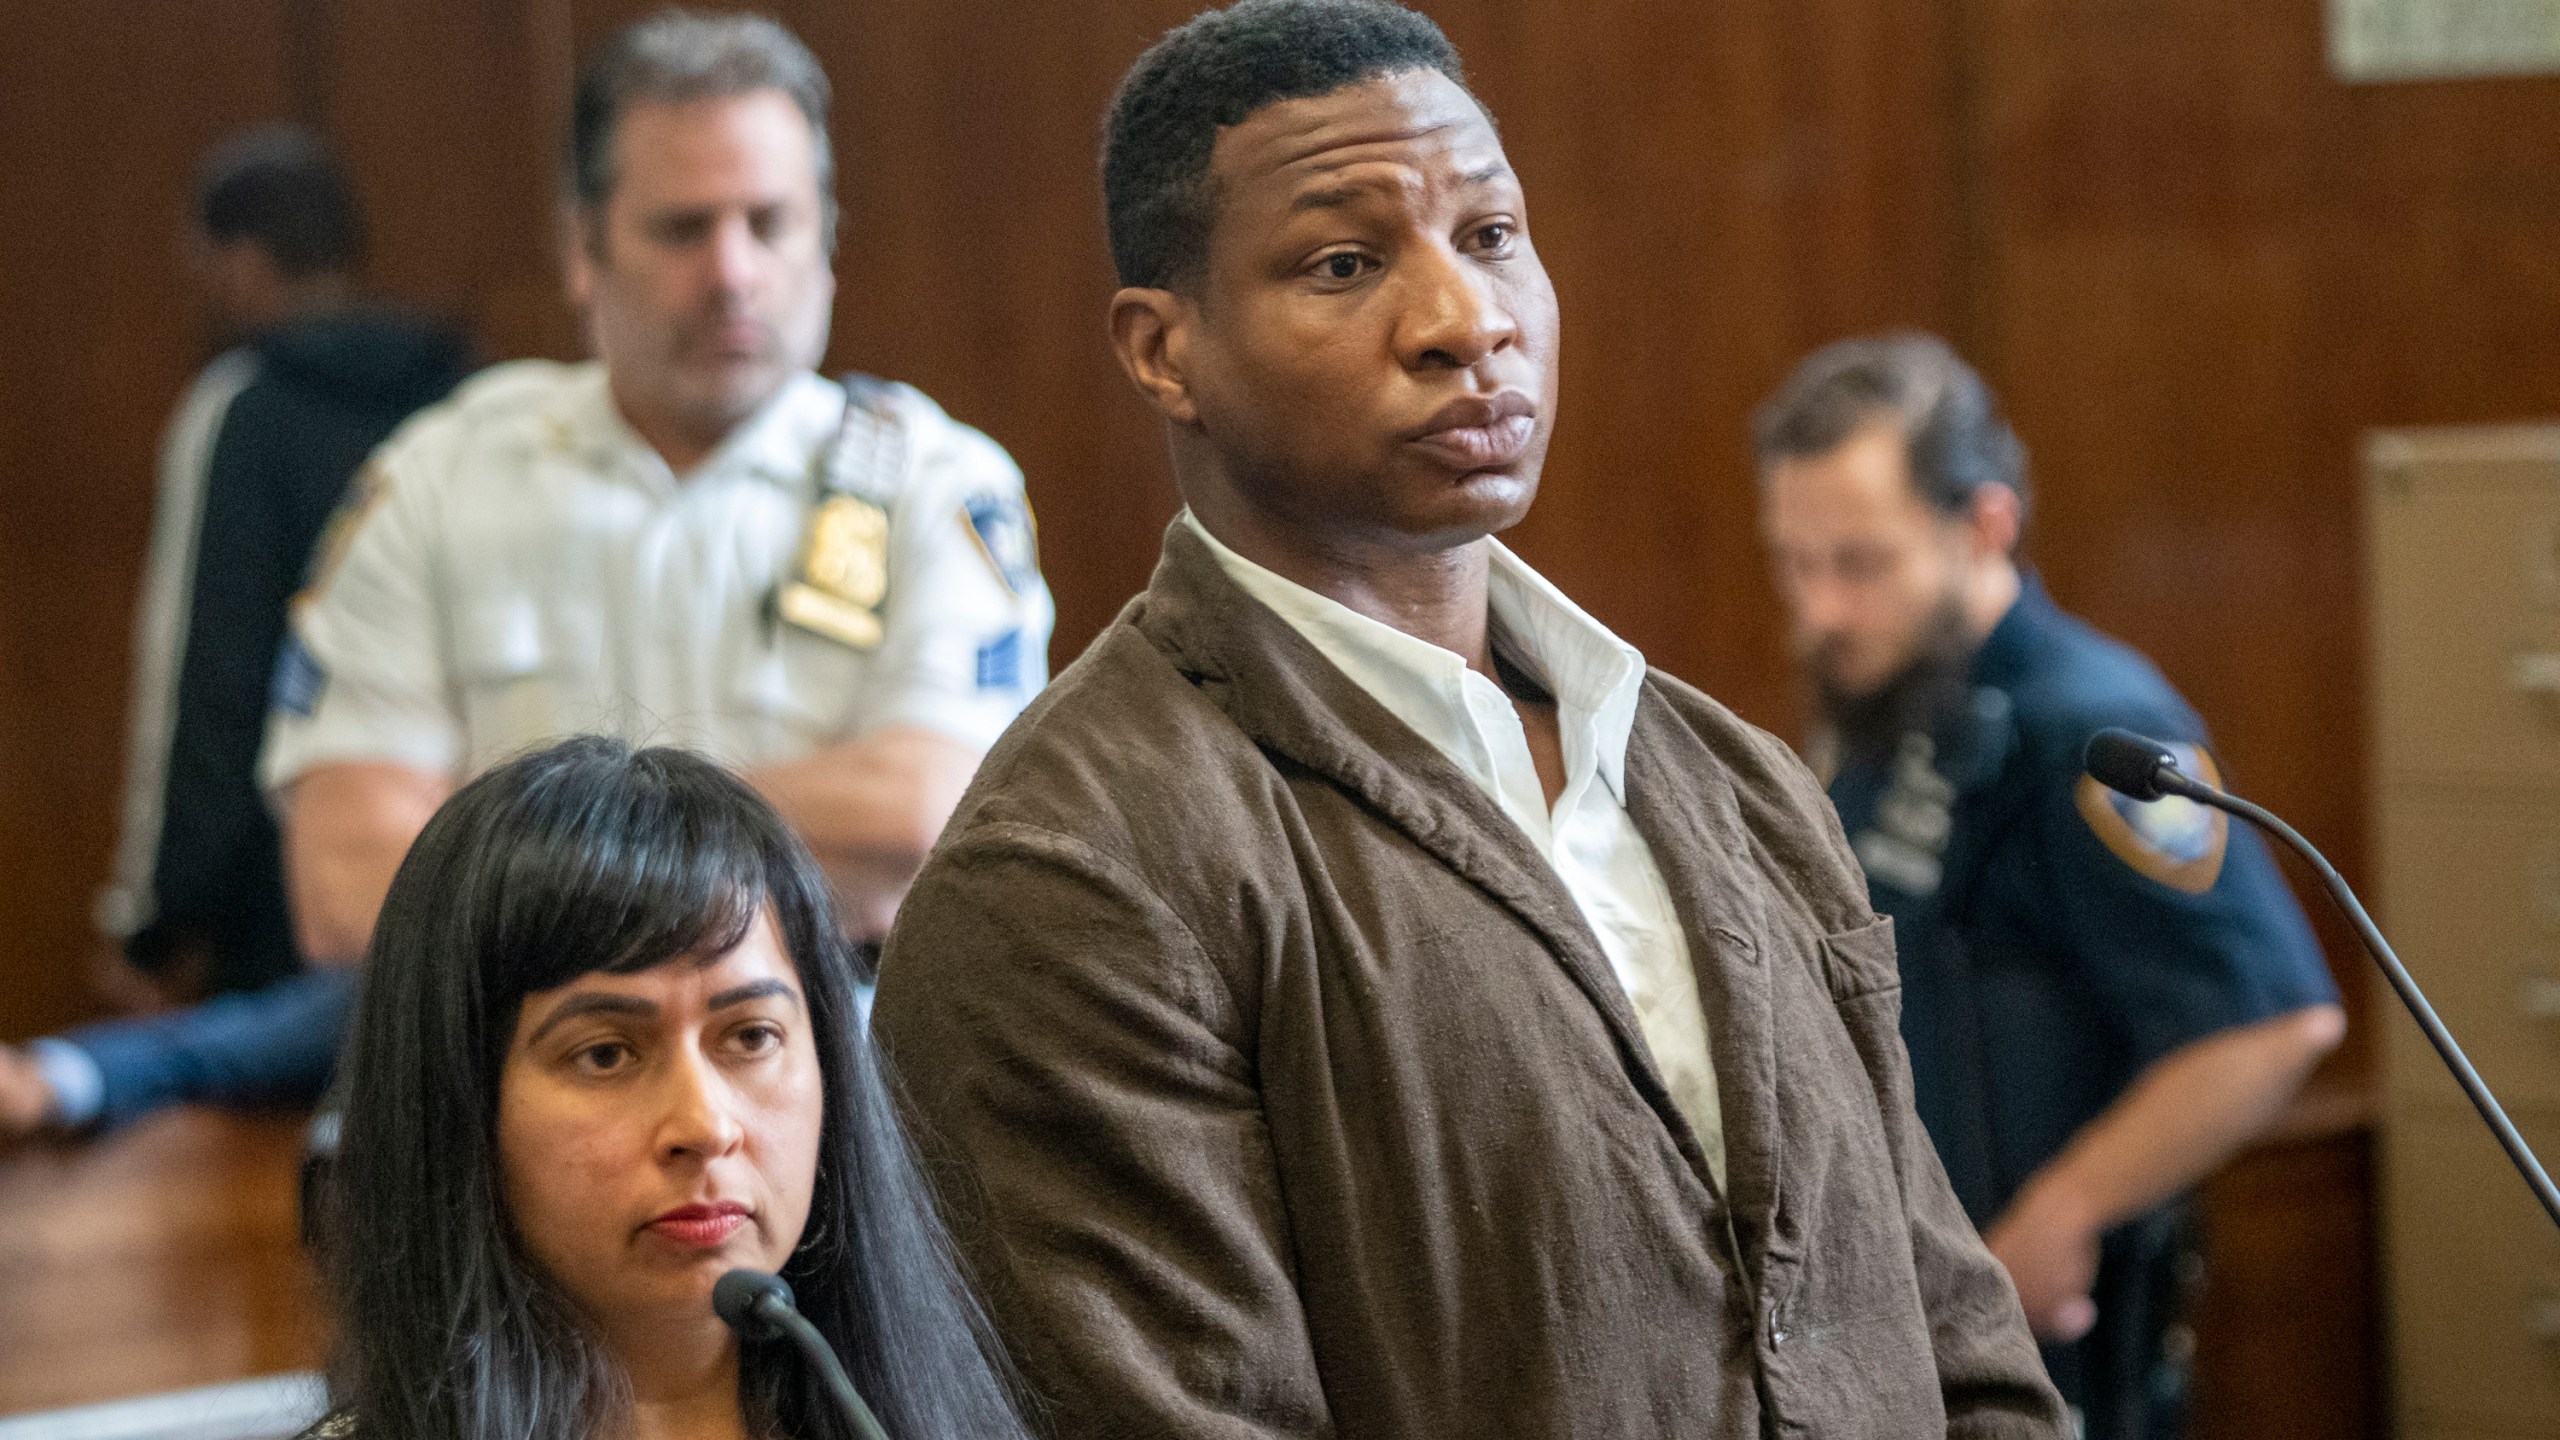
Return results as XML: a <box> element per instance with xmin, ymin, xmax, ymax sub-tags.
<box><xmin>0</xmin><ymin>1110</ymin><xmax>321</xmax><ymax>1417</ymax></box>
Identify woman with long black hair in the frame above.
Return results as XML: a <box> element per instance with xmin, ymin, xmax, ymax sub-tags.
<box><xmin>311</xmin><ymin>736</ymin><xmax>1028</xmax><ymax>1440</ymax></box>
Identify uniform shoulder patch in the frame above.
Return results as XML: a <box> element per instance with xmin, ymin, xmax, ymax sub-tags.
<box><xmin>271</xmin><ymin>631</ymin><xmax>326</xmax><ymax>718</ymax></box>
<box><xmin>2073</xmin><ymin>741</ymin><xmax>2227</xmax><ymax>894</ymax></box>
<box><xmin>961</xmin><ymin>492</ymin><xmax>1040</xmax><ymax>595</ymax></box>
<box><xmin>300</xmin><ymin>461</ymin><xmax>395</xmax><ymax>605</ymax></box>
<box><xmin>975</xmin><ymin>628</ymin><xmax>1025</xmax><ymax>692</ymax></box>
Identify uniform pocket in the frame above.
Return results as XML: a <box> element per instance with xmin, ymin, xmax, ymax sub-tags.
<box><xmin>1816</xmin><ymin>916</ymin><xmax>1901</xmax><ymax>1002</ymax></box>
<box><xmin>455</xmin><ymin>596</ymin><xmax>549</xmax><ymax>683</ymax></box>
<box><xmin>451</xmin><ymin>597</ymin><xmax>598</xmax><ymax>763</ymax></box>
<box><xmin>733</xmin><ymin>623</ymin><xmax>869</xmax><ymax>742</ymax></box>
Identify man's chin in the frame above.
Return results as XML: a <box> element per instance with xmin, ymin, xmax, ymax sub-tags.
<box><xmin>1398</xmin><ymin>466</ymin><xmax>1537</xmax><ymax>546</ymax></box>
<box><xmin>675</xmin><ymin>364</ymin><xmax>790</xmax><ymax>427</ymax></box>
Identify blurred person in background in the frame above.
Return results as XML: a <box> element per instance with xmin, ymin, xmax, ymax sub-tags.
<box><xmin>2</xmin><ymin>11</ymin><xmax>1050</xmax><ymax>1142</ymax></box>
<box><xmin>0</xmin><ymin>127</ymin><xmax>470</xmax><ymax>1137</ymax></box>
<box><xmin>1755</xmin><ymin>331</ymin><xmax>2346</xmax><ymax>1440</ymax></box>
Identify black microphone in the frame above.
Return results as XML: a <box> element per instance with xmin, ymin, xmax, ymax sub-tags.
<box><xmin>2083</xmin><ymin>727</ymin><xmax>2560</xmax><ymax>1231</ymax></box>
<box><xmin>2082</xmin><ymin>727</ymin><xmax>2189</xmax><ymax>803</ymax></box>
<box><xmin>713</xmin><ymin>1269</ymin><xmax>892</xmax><ymax>1440</ymax></box>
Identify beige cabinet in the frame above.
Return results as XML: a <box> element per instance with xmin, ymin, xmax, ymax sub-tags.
<box><xmin>2367</xmin><ymin>424</ymin><xmax>2560</xmax><ymax>1436</ymax></box>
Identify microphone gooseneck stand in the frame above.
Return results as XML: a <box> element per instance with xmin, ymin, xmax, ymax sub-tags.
<box><xmin>2083</xmin><ymin>727</ymin><xmax>2560</xmax><ymax>1232</ymax></box>
<box><xmin>713</xmin><ymin>1268</ymin><xmax>893</xmax><ymax>1440</ymax></box>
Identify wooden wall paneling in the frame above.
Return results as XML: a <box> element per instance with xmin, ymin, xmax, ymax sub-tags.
<box><xmin>0</xmin><ymin>2</ymin><xmax>299</xmax><ymax>1041</ymax></box>
<box><xmin>2303</xmin><ymin>67</ymin><xmax>2560</xmax><ymax>439</ymax></box>
<box><xmin>315</xmin><ymin>0</ymin><xmax>582</xmax><ymax>364</ymax></box>
<box><xmin>1968</xmin><ymin>0</ymin><xmax>2339</xmax><ymax>854</ymax></box>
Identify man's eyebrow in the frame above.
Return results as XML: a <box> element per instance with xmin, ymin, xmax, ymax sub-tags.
<box><xmin>1288</xmin><ymin>161</ymin><xmax>1515</xmax><ymax>213</ymax></box>
<box><xmin>1290</xmin><ymin>183</ymin><xmax>1372</xmax><ymax>213</ymax></box>
<box><xmin>527</xmin><ymin>992</ymin><xmax>656</xmax><ymax>1046</ymax></box>
<box><xmin>707</xmin><ymin>978</ymin><xmax>801</xmax><ymax>1012</ymax></box>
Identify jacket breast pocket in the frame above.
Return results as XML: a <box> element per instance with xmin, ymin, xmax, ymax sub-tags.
<box><xmin>1816</xmin><ymin>916</ymin><xmax>1901</xmax><ymax>1002</ymax></box>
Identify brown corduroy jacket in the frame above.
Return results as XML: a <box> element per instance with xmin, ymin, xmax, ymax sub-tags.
<box><xmin>875</xmin><ymin>522</ymin><xmax>2067</xmax><ymax>1439</ymax></box>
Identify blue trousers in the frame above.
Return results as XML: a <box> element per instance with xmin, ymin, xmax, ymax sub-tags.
<box><xmin>60</xmin><ymin>966</ymin><xmax>356</xmax><ymax>1131</ymax></box>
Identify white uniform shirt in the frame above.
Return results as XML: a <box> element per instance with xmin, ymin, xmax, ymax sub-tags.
<box><xmin>263</xmin><ymin>361</ymin><xmax>1053</xmax><ymax>790</ymax></box>
<box><xmin>1185</xmin><ymin>512</ymin><xmax>1725</xmax><ymax>1185</ymax></box>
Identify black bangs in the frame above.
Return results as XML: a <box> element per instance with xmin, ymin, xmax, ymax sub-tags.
<box><xmin>463</xmin><ymin>739</ymin><xmax>787</xmax><ymax>1009</ymax></box>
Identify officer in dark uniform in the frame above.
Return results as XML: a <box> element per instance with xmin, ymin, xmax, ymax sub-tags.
<box><xmin>1754</xmin><ymin>332</ymin><xmax>2345</xmax><ymax>1440</ymax></box>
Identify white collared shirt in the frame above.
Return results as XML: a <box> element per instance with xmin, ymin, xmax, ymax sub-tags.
<box><xmin>263</xmin><ymin>360</ymin><xmax>1053</xmax><ymax>789</ymax></box>
<box><xmin>1185</xmin><ymin>512</ymin><xmax>1724</xmax><ymax>1186</ymax></box>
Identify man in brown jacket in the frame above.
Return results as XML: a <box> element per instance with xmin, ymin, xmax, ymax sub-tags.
<box><xmin>873</xmin><ymin>2</ymin><xmax>2068</xmax><ymax>1435</ymax></box>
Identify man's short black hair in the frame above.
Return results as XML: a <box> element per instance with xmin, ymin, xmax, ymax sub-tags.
<box><xmin>1102</xmin><ymin>0</ymin><xmax>1469</xmax><ymax>291</ymax></box>
<box><xmin>1755</xmin><ymin>331</ymin><xmax>2032</xmax><ymax>535</ymax></box>
<box><xmin>197</xmin><ymin>126</ymin><xmax>365</xmax><ymax>279</ymax></box>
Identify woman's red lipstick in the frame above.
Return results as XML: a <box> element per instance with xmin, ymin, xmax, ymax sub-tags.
<box><xmin>648</xmin><ymin>1201</ymin><xmax>750</xmax><ymax>1248</ymax></box>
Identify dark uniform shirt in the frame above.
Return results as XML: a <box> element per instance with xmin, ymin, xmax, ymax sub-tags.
<box><xmin>1826</xmin><ymin>576</ymin><xmax>2336</xmax><ymax>1436</ymax></box>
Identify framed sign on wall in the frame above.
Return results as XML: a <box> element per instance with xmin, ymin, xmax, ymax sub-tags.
<box><xmin>2331</xmin><ymin>0</ymin><xmax>2560</xmax><ymax>80</ymax></box>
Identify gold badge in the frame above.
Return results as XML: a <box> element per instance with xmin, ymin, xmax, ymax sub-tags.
<box><xmin>804</xmin><ymin>494</ymin><xmax>888</xmax><ymax>608</ymax></box>
<box><xmin>779</xmin><ymin>494</ymin><xmax>889</xmax><ymax>649</ymax></box>
<box><xmin>2074</xmin><ymin>742</ymin><xmax>2228</xmax><ymax>894</ymax></box>
<box><xmin>777</xmin><ymin>580</ymin><xmax>882</xmax><ymax>649</ymax></box>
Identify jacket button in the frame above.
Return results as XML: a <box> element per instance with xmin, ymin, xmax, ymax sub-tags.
<box><xmin>1766</xmin><ymin>1304</ymin><xmax>1787</xmax><ymax>1348</ymax></box>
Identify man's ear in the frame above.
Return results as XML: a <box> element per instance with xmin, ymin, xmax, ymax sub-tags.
<box><xmin>1109</xmin><ymin>286</ymin><xmax>1200</xmax><ymax>426</ymax></box>
<box><xmin>1967</xmin><ymin>482</ymin><xmax>2023</xmax><ymax>559</ymax></box>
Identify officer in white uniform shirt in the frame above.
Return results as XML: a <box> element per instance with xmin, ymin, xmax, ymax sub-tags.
<box><xmin>266</xmin><ymin>357</ymin><xmax>1046</xmax><ymax>940</ymax></box>
<box><xmin>269</xmin><ymin>360</ymin><xmax>1040</xmax><ymax>784</ymax></box>
<box><xmin>0</xmin><ymin>13</ymin><xmax>1037</xmax><ymax>1142</ymax></box>
<box><xmin>269</xmin><ymin>11</ymin><xmax>1050</xmax><ymax>977</ymax></box>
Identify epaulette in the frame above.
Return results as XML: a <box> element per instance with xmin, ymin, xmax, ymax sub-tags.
<box><xmin>837</xmin><ymin>370</ymin><xmax>905</xmax><ymax>422</ymax></box>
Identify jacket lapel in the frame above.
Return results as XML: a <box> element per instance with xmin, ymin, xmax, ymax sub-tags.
<box><xmin>1131</xmin><ymin>522</ymin><xmax>1721</xmax><ymax>1190</ymax></box>
<box><xmin>1623</xmin><ymin>693</ymin><xmax>1784</xmax><ymax>1242</ymax></box>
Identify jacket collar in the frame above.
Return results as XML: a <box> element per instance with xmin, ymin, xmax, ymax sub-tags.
<box><xmin>1176</xmin><ymin>510</ymin><xmax>1647</xmax><ymax>809</ymax></box>
<box><xmin>1131</xmin><ymin>519</ymin><xmax>1775</xmax><ymax>1208</ymax></box>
